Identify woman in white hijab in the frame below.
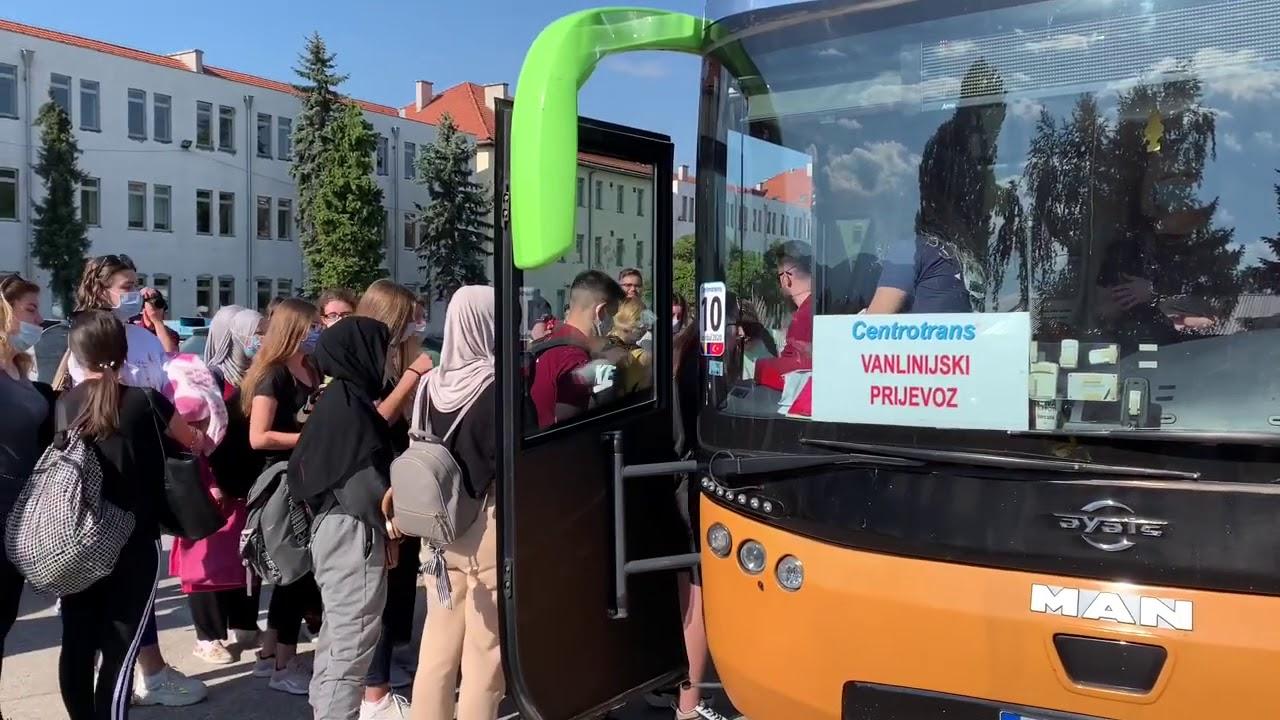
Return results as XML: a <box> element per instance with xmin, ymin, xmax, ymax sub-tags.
<box><xmin>410</xmin><ymin>286</ymin><xmax>503</xmax><ymax>720</ymax></box>
<box><xmin>204</xmin><ymin>305</ymin><xmax>263</xmax><ymax>388</ymax></box>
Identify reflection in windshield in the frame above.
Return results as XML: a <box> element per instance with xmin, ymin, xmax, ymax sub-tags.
<box><xmin>701</xmin><ymin>0</ymin><xmax>1280</xmax><ymax>437</ymax></box>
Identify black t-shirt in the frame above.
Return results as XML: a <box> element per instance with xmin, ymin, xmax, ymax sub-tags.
<box><xmin>427</xmin><ymin>383</ymin><xmax>497</xmax><ymax>500</ymax></box>
<box><xmin>207</xmin><ymin>374</ymin><xmax>256</xmax><ymax>498</ymax></box>
<box><xmin>254</xmin><ymin>364</ymin><xmax>315</xmax><ymax>468</ymax></box>
<box><xmin>58</xmin><ymin>385</ymin><xmax>174</xmax><ymax>540</ymax></box>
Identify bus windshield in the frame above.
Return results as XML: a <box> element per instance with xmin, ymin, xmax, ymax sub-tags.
<box><xmin>698</xmin><ymin>0</ymin><xmax>1280</xmax><ymax>440</ymax></box>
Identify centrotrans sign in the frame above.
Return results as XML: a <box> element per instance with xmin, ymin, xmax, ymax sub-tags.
<box><xmin>811</xmin><ymin>312</ymin><xmax>1032</xmax><ymax>431</ymax></box>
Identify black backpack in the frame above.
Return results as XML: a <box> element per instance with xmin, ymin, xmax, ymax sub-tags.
<box><xmin>520</xmin><ymin>337</ymin><xmax>577</xmax><ymax>429</ymax></box>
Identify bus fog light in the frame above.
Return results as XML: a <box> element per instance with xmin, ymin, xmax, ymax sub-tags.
<box><xmin>738</xmin><ymin>540</ymin><xmax>766</xmax><ymax>574</ymax></box>
<box><xmin>776</xmin><ymin>555</ymin><xmax>804</xmax><ymax>591</ymax></box>
<box><xmin>707</xmin><ymin>523</ymin><xmax>732</xmax><ymax>558</ymax></box>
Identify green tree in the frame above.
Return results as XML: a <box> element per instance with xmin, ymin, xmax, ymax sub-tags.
<box><xmin>30</xmin><ymin>100</ymin><xmax>89</xmax><ymax>314</ymax></box>
<box><xmin>304</xmin><ymin>103</ymin><xmax>386</xmax><ymax>294</ymax></box>
<box><xmin>673</xmin><ymin>234</ymin><xmax>696</xmax><ymax>302</ymax></box>
<box><xmin>291</xmin><ymin>33</ymin><xmax>348</xmax><ymax>247</ymax></box>
<box><xmin>415</xmin><ymin>114</ymin><xmax>492</xmax><ymax>301</ymax></box>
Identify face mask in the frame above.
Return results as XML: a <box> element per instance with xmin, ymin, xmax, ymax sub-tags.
<box><xmin>673</xmin><ymin>317</ymin><xmax>682</xmax><ymax>332</ymax></box>
<box><xmin>403</xmin><ymin>321</ymin><xmax>427</xmax><ymax>341</ymax></box>
<box><xmin>244</xmin><ymin>335</ymin><xmax>262</xmax><ymax>359</ymax></box>
<box><xmin>8</xmin><ymin>321</ymin><xmax>42</xmax><ymax>353</ymax></box>
<box><xmin>111</xmin><ymin>291</ymin><xmax>143</xmax><ymax>321</ymax></box>
<box><xmin>300</xmin><ymin>329</ymin><xmax>321</xmax><ymax>355</ymax></box>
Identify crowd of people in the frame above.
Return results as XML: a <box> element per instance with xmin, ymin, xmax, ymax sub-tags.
<box><xmin>0</xmin><ymin>257</ymin><xmax>726</xmax><ymax>720</ymax></box>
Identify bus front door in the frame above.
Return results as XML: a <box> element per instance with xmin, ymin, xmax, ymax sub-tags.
<box><xmin>493</xmin><ymin>97</ymin><xmax>688</xmax><ymax>720</ymax></box>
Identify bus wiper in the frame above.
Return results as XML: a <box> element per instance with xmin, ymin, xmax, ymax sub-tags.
<box><xmin>800</xmin><ymin>438</ymin><xmax>1201</xmax><ymax>480</ymax></box>
<box><xmin>706</xmin><ymin>450</ymin><xmax>923</xmax><ymax>479</ymax></box>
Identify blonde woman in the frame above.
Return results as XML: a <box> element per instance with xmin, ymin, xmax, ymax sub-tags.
<box><xmin>605</xmin><ymin>298</ymin><xmax>655</xmax><ymax>394</ymax></box>
<box><xmin>353</xmin><ymin>279</ymin><xmax>432</xmax><ymax>710</ymax></box>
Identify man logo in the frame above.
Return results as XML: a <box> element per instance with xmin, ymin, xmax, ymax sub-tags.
<box><xmin>1052</xmin><ymin>499</ymin><xmax>1168</xmax><ymax>552</ymax></box>
<box><xmin>1030</xmin><ymin>584</ymin><xmax>1193</xmax><ymax>631</ymax></box>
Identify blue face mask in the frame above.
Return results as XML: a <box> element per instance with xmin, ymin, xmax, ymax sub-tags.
<box><xmin>300</xmin><ymin>329</ymin><xmax>321</xmax><ymax>355</ymax></box>
<box><xmin>8</xmin><ymin>321</ymin><xmax>42</xmax><ymax>353</ymax></box>
<box><xmin>111</xmin><ymin>291</ymin><xmax>143</xmax><ymax>321</ymax></box>
<box><xmin>244</xmin><ymin>335</ymin><xmax>262</xmax><ymax>359</ymax></box>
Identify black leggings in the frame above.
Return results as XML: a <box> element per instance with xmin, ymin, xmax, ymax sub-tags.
<box><xmin>267</xmin><ymin>573</ymin><xmax>321</xmax><ymax>646</ymax></box>
<box><xmin>0</xmin><ymin>552</ymin><xmax>25</xmax><ymax>683</ymax></box>
<box><xmin>189</xmin><ymin>587</ymin><xmax>261</xmax><ymax>642</ymax></box>
<box><xmin>59</xmin><ymin>536</ymin><xmax>159</xmax><ymax>720</ymax></box>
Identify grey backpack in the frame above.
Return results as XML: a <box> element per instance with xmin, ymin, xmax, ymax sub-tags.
<box><xmin>390</xmin><ymin>375</ymin><xmax>486</xmax><ymax>608</ymax></box>
<box><xmin>240</xmin><ymin>462</ymin><xmax>313</xmax><ymax>587</ymax></box>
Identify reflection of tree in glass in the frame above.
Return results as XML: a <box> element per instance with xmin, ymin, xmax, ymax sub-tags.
<box><xmin>914</xmin><ymin>59</ymin><xmax>1007</xmax><ymax>311</ymax></box>
<box><xmin>1243</xmin><ymin>171</ymin><xmax>1280</xmax><ymax>293</ymax></box>
<box><xmin>1018</xmin><ymin>71</ymin><xmax>1242</xmax><ymax>340</ymax></box>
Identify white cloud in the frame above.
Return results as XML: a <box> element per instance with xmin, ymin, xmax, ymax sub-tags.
<box><xmin>1008</xmin><ymin>97</ymin><xmax>1046</xmax><ymax>122</ymax></box>
<box><xmin>1108</xmin><ymin>48</ymin><xmax>1280</xmax><ymax>103</ymax></box>
<box><xmin>1223</xmin><ymin>132</ymin><xmax>1243</xmax><ymax>152</ymax></box>
<box><xmin>818</xmin><ymin>47</ymin><xmax>846</xmax><ymax>58</ymax></box>
<box><xmin>824</xmin><ymin>141</ymin><xmax>920</xmax><ymax>198</ymax></box>
<box><xmin>1254</xmin><ymin>131</ymin><xmax>1280</xmax><ymax>150</ymax></box>
<box><xmin>606</xmin><ymin>58</ymin><xmax>669</xmax><ymax>79</ymax></box>
<box><xmin>836</xmin><ymin>117</ymin><xmax>863</xmax><ymax>130</ymax></box>
<box><xmin>935</xmin><ymin>40</ymin><xmax>976</xmax><ymax>58</ymax></box>
<box><xmin>1023</xmin><ymin>33</ymin><xmax>1096</xmax><ymax>53</ymax></box>
<box><xmin>1217</xmin><ymin>206</ymin><xmax>1237</xmax><ymax>226</ymax></box>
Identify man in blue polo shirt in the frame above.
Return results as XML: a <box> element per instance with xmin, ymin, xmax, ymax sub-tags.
<box><xmin>865</xmin><ymin>232</ymin><xmax>974</xmax><ymax>314</ymax></box>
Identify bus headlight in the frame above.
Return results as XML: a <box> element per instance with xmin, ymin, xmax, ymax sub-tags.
<box><xmin>706</xmin><ymin>523</ymin><xmax>732</xmax><ymax>558</ymax></box>
<box><xmin>776</xmin><ymin>555</ymin><xmax>804</xmax><ymax>591</ymax></box>
<box><xmin>738</xmin><ymin>540</ymin><xmax>766</xmax><ymax>574</ymax></box>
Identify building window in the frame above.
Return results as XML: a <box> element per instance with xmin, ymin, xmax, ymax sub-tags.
<box><xmin>255</xmin><ymin>279</ymin><xmax>272</xmax><ymax>310</ymax></box>
<box><xmin>401</xmin><ymin>211</ymin><xmax>417</xmax><ymax>250</ymax></box>
<box><xmin>256</xmin><ymin>196</ymin><xmax>271</xmax><ymax>238</ymax></box>
<box><xmin>196</xmin><ymin>189</ymin><xmax>212</xmax><ymax>234</ymax></box>
<box><xmin>152</xmin><ymin>274</ymin><xmax>171</xmax><ymax>304</ymax></box>
<box><xmin>153</xmin><ymin>185</ymin><xmax>171</xmax><ymax>231</ymax></box>
<box><xmin>256</xmin><ymin>113</ymin><xmax>272</xmax><ymax>158</ymax></box>
<box><xmin>0</xmin><ymin>65</ymin><xmax>16</xmax><ymax>118</ymax></box>
<box><xmin>376</xmin><ymin>135</ymin><xmax>388</xmax><ymax>176</ymax></box>
<box><xmin>556</xmin><ymin>289</ymin><xmax>567</xmax><ymax>315</ymax></box>
<box><xmin>636</xmin><ymin>240</ymin><xmax>644</xmax><ymax>268</ymax></box>
<box><xmin>80</xmin><ymin>177</ymin><xmax>100</xmax><ymax>226</ymax></box>
<box><xmin>276</xmin><ymin>278</ymin><xmax>293</xmax><ymax>298</ymax></box>
<box><xmin>616</xmin><ymin>184</ymin><xmax>624</xmax><ymax>213</ymax></box>
<box><xmin>127</xmin><ymin>182</ymin><xmax>147</xmax><ymax>230</ymax></box>
<box><xmin>218</xmin><ymin>192</ymin><xmax>235</xmax><ymax>236</ymax></box>
<box><xmin>381</xmin><ymin>209</ymin><xmax>389</xmax><ymax>246</ymax></box>
<box><xmin>594</xmin><ymin>180</ymin><xmax>603</xmax><ymax>209</ymax></box>
<box><xmin>218</xmin><ymin>276</ymin><xmax>235</xmax><ymax>308</ymax></box>
<box><xmin>574</xmin><ymin>234</ymin><xmax>584</xmax><ymax>263</ymax></box>
<box><xmin>678</xmin><ymin>196</ymin><xmax>687</xmax><ymax>222</ymax></box>
<box><xmin>136</xmin><ymin>273</ymin><xmax>147</xmax><ymax>288</ymax></box>
<box><xmin>218</xmin><ymin>105</ymin><xmax>235</xmax><ymax>152</ymax></box>
<box><xmin>615</xmin><ymin>238</ymin><xmax>625</xmax><ymax>264</ymax></box>
<box><xmin>79</xmin><ymin>80</ymin><xmax>99</xmax><ymax>131</ymax></box>
<box><xmin>127</xmin><ymin>89</ymin><xmax>146</xmax><ymax>140</ymax></box>
<box><xmin>0</xmin><ymin>169</ymin><xmax>15</xmax><ymax>221</ymax></box>
<box><xmin>576</xmin><ymin>178</ymin><xmax>585</xmax><ymax>207</ymax></box>
<box><xmin>196</xmin><ymin>102</ymin><xmax>213</xmax><ymax>149</ymax></box>
<box><xmin>594</xmin><ymin>236</ymin><xmax>602</xmax><ymax>266</ymax></box>
<box><xmin>152</xmin><ymin>94</ymin><xmax>171</xmax><ymax>143</ymax></box>
<box><xmin>277</xmin><ymin>117</ymin><xmax>292</xmax><ymax>160</ymax></box>
<box><xmin>403</xmin><ymin>141</ymin><xmax>416</xmax><ymax>180</ymax></box>
<box><xmin>50</xmin><ymin>74</ymin><xmax>71</xmax><ymax>115</ymax></box>
<box><xmin>636</xmin><ymin>187</ymin><xmax>645</xmax><ymax>217</ymax></box>
<box><xmin>276</xmin><ymin>198</ymin><xmax>292</xmax><ymax>240</ymax></box>
<box><xmin>196</xmin><ymin>276</ymin><xmax>213</xmax><ymax>311</ymax></box>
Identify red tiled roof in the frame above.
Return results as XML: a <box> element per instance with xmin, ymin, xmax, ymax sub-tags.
<box><xmin>579</xmin><ymin>152</ymin><xmax>653</xmax><ymax>177</ymax></box>
<box><xmin>0</xmin><ymin>18</ymin><xmax>408</xmax><ymax>119</ymax></box>
<box><xmin>759</xmin><ymin>167</ymin><xmax>813</xmax><ymax>208</ymax></box>
<box><xmin>401</xmin><ymin>82</ymin><xmax>496</xmax><ymax>142</ymax></box>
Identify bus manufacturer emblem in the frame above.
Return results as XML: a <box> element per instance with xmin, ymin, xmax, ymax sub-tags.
<box><xmin>1052</xmin><ymin>499</ymin><xmax>1167</xmax><ymax>552</ymax></box>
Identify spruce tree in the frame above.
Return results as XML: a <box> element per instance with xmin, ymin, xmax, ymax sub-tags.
<box><xmin>305</xmin><ymin>103</ymin><xmax>386</xmax><ymax>294</ymax></box>
<box><xmin>291</xmin><ymin>33</ymin><xmax>348</xmax><ymax>249</ymax></box>
<box><xmin>30</xmin><ymin>99</ymin><xmax>89</xmax><ymax>314</ymax></box>
<box><xmin>415</xmin><ymin>114</ymin><xmax>493</xmax><ymax>301</ymax></box>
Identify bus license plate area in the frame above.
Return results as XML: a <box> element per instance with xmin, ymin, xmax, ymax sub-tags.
<box><xmin>842</xmin><ymin>683</ymin><xmax>1110</xmax><ymax>720</ymax></box>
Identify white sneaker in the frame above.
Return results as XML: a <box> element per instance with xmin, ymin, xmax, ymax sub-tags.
<box><xmin>676</xmin><ymin>702</ymin><xmax>733</xmax><ymax>720</ymax></box>
<box><xmin>267</xmin><ymin>665</ymin><xmax>309</xmax><ymax>696</ymax></box>
<box><xmin>192</xmin><ymin>640</ymin><xmax>235</xmax><ymax>665</ymax></box>
<box><xmin>359</xmin><ymin>693</ymin><xmax>411</xmax><ymax>720</ymax></box>
<box><xmin>132</xmin><ymin>666</ymin><xmax>208</xmax><ymax>707</ymax></box>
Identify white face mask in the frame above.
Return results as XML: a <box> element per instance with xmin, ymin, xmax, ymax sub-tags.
<box><xmin>111</xmin><ymin>291</ymin><xmax>143</xmax><ymax>321</ymax></box>
<box><xmin>403</xmin><ymin>320</ymin><xmax>427</xmax><ymax>340</ymax></box>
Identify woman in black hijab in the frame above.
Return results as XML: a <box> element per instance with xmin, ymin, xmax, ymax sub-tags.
<box><xmin>287</xmin><ymin>317</ymin><xmax>405</xmax><ymax>719</ymax></box>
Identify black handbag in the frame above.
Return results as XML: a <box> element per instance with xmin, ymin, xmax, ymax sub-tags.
<box><xmin>146</xmin><ymin>392</ymin><xmax>225</xmax><ymax>540</ymax></box>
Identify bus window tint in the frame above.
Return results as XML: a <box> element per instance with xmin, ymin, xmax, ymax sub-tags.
<box><xmin>701</xmin><ymin>0</ymin><xmax>1280</xmax><ymax>438</ymax></box>
<box><xmin>519</xmin><ymin>155</ymin><xmax>659</xmax><ymax>435</ymax></box>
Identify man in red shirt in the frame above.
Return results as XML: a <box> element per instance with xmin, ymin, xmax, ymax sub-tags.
<box><xmin>755</xmin><ymin>242</ymin><xmax>814</xmax><ymax>391</ymax></box>
<box><xmin>530</xmin><ymin>270</ymin><xmax>626</xmax><ymax>428</ymax></box>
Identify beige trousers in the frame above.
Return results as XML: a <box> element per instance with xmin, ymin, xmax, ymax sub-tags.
<box><xmin>410</xmin><ymin>497</ymin><xmax>504</xmax><ymax>720</ymax></box>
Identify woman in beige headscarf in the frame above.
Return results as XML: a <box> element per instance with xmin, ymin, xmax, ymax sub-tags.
<box><xmin>410</xmin><ymin>285</ymin><xmax>502</xmax><ymax>720</ymax></box>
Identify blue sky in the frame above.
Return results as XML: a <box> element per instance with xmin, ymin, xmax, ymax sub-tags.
<box><xmin>8</xmin><ymin>0</ymin><xmax>707</xmax><ymax>164</ymax></box>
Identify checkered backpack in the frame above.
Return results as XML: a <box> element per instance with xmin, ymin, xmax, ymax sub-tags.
<box><xmin>5</xmin><ymin>428</ymin><xmax>136</xmax><ymax>596</ymax></box>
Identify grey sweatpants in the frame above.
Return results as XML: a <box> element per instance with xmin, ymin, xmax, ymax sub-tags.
<box><xmin>309</xmin><ymin>511</ymin><xmax>388</xmax><ymax>720</ymax></box>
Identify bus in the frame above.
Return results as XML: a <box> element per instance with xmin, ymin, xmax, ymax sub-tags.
<box><xmin>495</xmin><ymin>1</ymin><xmax>1280</xmax><ymax>718</ymax></box>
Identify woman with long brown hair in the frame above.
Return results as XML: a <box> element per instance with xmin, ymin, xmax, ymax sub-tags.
<box><xmin>353</xmin><ymin>280</ymin><xmax>432</xmax><ymax>705</ymax></box>
<box><xmin>55</xmin><ymin>310</ymin><xmax>202</xmax><ymax>720</ymax></box>
<box><xmin>242</xmin><ymin>298</ymin><xmax>324</xmax><ymax>695</ymax></box>
<box><xmin>1</xmin><ymin>274</ymin><xmax>43</xmax><ymax>380</ymax></box>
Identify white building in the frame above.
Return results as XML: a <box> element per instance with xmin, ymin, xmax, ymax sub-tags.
<box><xmin>0</xmin><ymin>18</ymin><xmax>451</xmax><ymax>319</ymax></box>
<box><xmin>672</xmin><ymin>163</ymin><xmax>817</xmax><ymax>257</ymax></box>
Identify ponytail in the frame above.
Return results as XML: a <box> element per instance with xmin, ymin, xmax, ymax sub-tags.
<box><xmin>74</xmin><ymin>367</ymin><xmax>122</xmax><ymax>439</ymax></box>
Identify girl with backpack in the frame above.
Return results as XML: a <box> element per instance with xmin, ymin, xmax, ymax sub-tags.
<box><xmin>54</xmin><ymin>310</ymin><xmax>204</xmax><ymax>720</ymax></box>
<box><xmin>409</xmin><ymin>285</ymin><xmax>502</xmax><ymax>720</ymax></box>
<box><xmin>240</xmin><ymin>298</ymin><xmax>324</xmax><ymax>695</ymax></box>
<box><xmin>169</xmin><ymin>305</ymin><xmax>266</xmax><ymax>665</ymax></box>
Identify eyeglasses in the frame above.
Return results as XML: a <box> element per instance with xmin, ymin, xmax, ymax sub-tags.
<box><xmin>322</xmin><ymin>311</ymin><xmax>352</xmax><ymax>322</ymax></box>
<box><xmin>99</xmin><ymin>253</ymin><xmax>136</xmax><ymax>271</ymax></box>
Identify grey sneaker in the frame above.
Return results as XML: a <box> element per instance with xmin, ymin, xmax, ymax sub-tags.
<box><xmin>676</xmin><ymin>702</ymin><xmax>733</xmax><ymax>720</ymax></box>
<box><xmin>132</xmin><ymin>666</ymin><xmax>208</xmax><ymax>707</ymax></box>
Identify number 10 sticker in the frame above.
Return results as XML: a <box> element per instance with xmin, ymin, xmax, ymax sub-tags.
<box><xmin>700</xmin><ymin>282</ymin><xmax>726</xmax><ymax>357</ymax></box>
